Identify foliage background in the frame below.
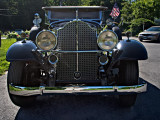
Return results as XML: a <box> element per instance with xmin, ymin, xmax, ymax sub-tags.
<box><xmin>0</xmin><ymin>0</ymin><xmax>123</xmax><ymax>31</ymax></box>
<box><xmin>0</xmin><ymin>0</ymin><xmax>160</xmax><ymax>35</ymax></box>
<box><xmin>121</xmin><ymin>0</ymin><xmax>160</xmax><ymax>35</ymax></box>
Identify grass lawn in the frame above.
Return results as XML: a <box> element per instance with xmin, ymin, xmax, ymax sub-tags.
<box><xmin>0</xmin><ymin>38</ymin><xmax>16</xmax><ymax>75</ymax></box>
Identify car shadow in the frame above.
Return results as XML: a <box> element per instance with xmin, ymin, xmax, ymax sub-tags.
<box><xmin>15</xmin><ymin>78</ymin><xmax>160</xmax><ymax>120</ymax></box>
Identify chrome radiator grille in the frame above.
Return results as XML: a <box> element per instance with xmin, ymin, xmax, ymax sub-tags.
<box><xmin>78</xmin><ymin>22</ymin><xmax>98</xmax><ymax>50</ymax></box>
<box><xmin>57</xmin><ymin>22</ymin><xmax>77</xmax><ymax>50</ymax></box>
<box><xmin>57</xmin><ymin>21</ymin><xmax>98</xmax><ymax>81</ymax></box>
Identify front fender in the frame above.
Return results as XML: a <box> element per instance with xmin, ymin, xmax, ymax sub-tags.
<box><xmin>6</xmin><ymin>40</ymin><xmax>37</xmax><ymax>62</ymax></box>
<box><xmin>117</xmin><ymin>39</ymin><xmax>148</xmax><ymax>60</ymax></box>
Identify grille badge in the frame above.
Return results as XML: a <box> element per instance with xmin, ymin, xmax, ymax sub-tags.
<box><xmin>74</xmin><ymin>71</ymin><xmax>81</xmax><ymax>79</ymax></box>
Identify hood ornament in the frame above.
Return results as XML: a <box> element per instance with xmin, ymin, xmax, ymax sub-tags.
<box><xmin>126</xmin><ymin>31</ymin><xmax>131</xmax><ymax>42</ymax></box>
<box><xmin>33</xmin><ymin>13</ymin><xmax>42</xmax><ymax>27</ymax></box>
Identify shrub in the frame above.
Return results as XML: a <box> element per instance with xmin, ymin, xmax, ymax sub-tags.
<box><xmin>25</xmin><ymin>30</ymin><xmax>30</xmax><ymax>35</ymax></box>
<box><xmin>7</xmin><ymin>31</ymin><xmax>19</xmax><ymax>39</ymax></box>
<box><xmin>4</xmin><ymin>31</ymin><xmax>9</xmax><ymax>35</ymax></box>
<box><xmin>25</xmin><ymin>30</ymin><xmax>30</xmax><ymax>38</ymax></box>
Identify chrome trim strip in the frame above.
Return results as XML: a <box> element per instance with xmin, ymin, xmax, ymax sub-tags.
<box><xmin>49</xmin><ymin>19</ymin><xmax>101</xmax><ymax>28</ymax></box>
<box><xmin>50</xmin><ymin>19</ymin><xmax>101</xmax><ymax>21</ymax></box>
<box><xmin>57</xmin><ymin>20</ymin><xmax>97</xmax><ymax>32</ymax></box>
<box><xmin>99</xmin><ymin>11</ymin><xmax>102</xmax><ymax>21</ymax></box>
<box><xmin>76</xmin><ymin>9</ymin><xmax>78</xmax><ymax>20</ymax></box>
<box><xmin>37</xmin><ymin>50</ymin><xmax>103</xmax><ymax>53</ymax></box>
<box><xmin>9</xmin><ymin>83</ymin><xmax>147</xmax><ymax>96</ymax></box>
<box><xmin>76</xmin><ymin>20</ymin><xmax>79</xmax><ymax>72</ymax></box>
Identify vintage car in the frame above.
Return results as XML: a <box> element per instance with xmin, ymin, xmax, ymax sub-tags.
<box><xmin>6</xmin><ymin>6</ymin><xmax>148</xmax><ymax>107</ymax></box>
<box><xmin>138</xmin><ymin>26</ymin><xmax>160</xmax><ymax>42</ymax></box>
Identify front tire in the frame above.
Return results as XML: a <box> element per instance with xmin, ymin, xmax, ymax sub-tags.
<box><xmin>7</xmin><ymin>61</ymin><xmax>36</xmax><ymax>107</ymax></box>
<box><xmin>118</xmin><ymin>61</ymin><xmax>139</xmax><ymax>107</ymax></box>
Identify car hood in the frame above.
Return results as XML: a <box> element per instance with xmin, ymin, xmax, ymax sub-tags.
<box><xmin>139</xmin><ymin>31</ymin><xmax>160</xmax><ymax>35</ymax></box>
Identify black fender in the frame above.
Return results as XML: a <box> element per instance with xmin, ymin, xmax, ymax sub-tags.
<box><xmin>29</xmin><ymin>26</ymin><xmax>40</xmax><ymax>41</ymax></box>
<box><xmin>117</xmin><ymin>39</ymin><xmax>148</xmax><ymax>60</ymax></box>
<box><xmin>6</xmin><ymin>40</ymin><xmax>37</xmax><ymax>62</ymax></box>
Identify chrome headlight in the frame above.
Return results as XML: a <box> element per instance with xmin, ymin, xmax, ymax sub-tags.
<box><xmin>97</xmin><ymin>30</ymin><xmax>118</xmax><ymax>51</ymax></box>
<box><xmin>36</xmin><ymin>30</ymin><xmax>57</xmax><ymax>50</ymax></box>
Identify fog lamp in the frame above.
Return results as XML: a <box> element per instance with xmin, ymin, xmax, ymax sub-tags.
<box><xmin>48</xmin><ymin>54</ymin><xmax>58</xmax><ymax>64</ymax></box>
<box><xmin>99</xmin><ymin>55</ymin><xmax>108</xmax><ymax>65</ymax></box>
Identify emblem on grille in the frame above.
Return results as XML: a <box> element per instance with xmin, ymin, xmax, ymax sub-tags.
<box><xmin>74</xmin><ymin>71</ymin><xmax>81</xmax><ymax>79</ymax></box>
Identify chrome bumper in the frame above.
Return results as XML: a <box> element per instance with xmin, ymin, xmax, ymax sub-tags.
<box><xmin>9</xmin><ymin>83</ymin><xmax>147</xmax><ymax>96</ymax></box>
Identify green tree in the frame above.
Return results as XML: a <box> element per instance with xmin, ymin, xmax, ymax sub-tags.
<box><xmin>121</xmin><ymin>0</ymin><xmax>160</xmax><ymax>35</ymax></box>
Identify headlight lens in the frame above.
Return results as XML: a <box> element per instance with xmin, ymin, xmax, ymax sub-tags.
<box><xmin>97</xmin><ymin>30</ymin><xmax>118</xmax><ymax>50</ymax></box>
<box><xmin>36</xmin><ymin>30</ymin><xmax>57</xmax><ymax>50</ymax></box>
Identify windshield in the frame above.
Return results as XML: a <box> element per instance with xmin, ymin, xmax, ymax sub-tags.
<box><xmin>147</xmin><ymin>27</ymin><xmax>160</xmax><ymax>31</ymax></box>
<box><xmin>46</xmin><ymin>10</ymin><xmax>100</xmax><ymax>20</ymax></box>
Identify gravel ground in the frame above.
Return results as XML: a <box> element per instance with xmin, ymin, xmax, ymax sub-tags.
<box><xmin>0</xmin><ymin>73</ymin><xmax>19</xmax><ymax>120</ymax></box>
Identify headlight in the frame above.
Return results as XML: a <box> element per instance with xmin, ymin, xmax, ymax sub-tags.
<box><xmin>36</xmin><ymin>30</ymin><xmax>57</xmax><ymax>50</ymax></box>
<box><xmin>97</xmin><ymin>30</ymin><xmax>118</xmax><ymax>51</ymax></box>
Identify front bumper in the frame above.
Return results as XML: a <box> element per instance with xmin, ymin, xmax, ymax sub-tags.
<box><xmin>9</xmin><ymin>83</ymin><xmax>147</xmax><ymax>96</ymax></box>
